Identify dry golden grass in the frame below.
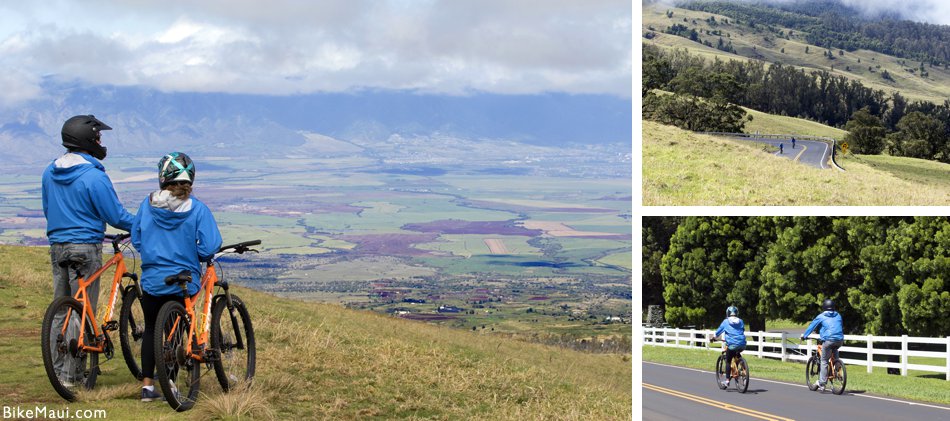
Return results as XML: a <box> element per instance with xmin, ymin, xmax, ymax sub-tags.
<box><xmin>643</xmin><ymin>121</ymin><xmax>950</xmax><ymax>205</ymax></box>
<box><xmin>0</xmin><ymin>245</ymin><xmax>632</xmax><ymax>420</ymax></box>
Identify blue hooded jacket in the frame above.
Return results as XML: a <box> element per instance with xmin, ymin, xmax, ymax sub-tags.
<box><xmin>42</xmin><ymin>153</ymin><xmax>134</xmax><ymax>243</ymax></box>
<box><xmin>715</xmin><ymin>316</ymin><xmax>747</xmax><ymax>348</ymax></box>
<box><xmin>132</xmin><ymin>191</ymin><xmax>222</xmax><ymax>297</ymax></box>
<box><xmin>803</xmin><ymin>311</ymin><xmax>844</xmax><ymax>342</ymax></box>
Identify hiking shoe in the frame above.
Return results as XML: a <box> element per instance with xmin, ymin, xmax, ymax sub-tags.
<box><xmin>814</xmin><ymin>381</ymin><xmax>825</xmax><ymax>392</ymax></box>
<box><xmin>721</xmin><ymin>379</ymin><xmax>730</xmax><ymax>387</ymax></box>
<box><xmin>141</xmin><ymin>388</ymin><xmax>164</xmax><ymax>402</ymax></box>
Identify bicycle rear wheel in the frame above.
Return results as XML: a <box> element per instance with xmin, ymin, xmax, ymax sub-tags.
<box><xmin>735</xmin><ymin>358</ymin><xmax>749</xmax><ymax>393</ymax></box>
<box><xmin>830</xmin><ymin>360</ymin><xmax>847</xmax><ymax>395</ymax></box>
<box><xmin>41</xmin><ymin>296</ymin><xmax>99</xmax><ymax>401</ymax></box>
<box><xmin>715</xmin><ymin>354</ymin><xmax>727</xmax><ymax>389</ymax></box>
<box><xmin>805</xmin><ymin>356</ymin><xmax>820</xmax><ymax>391</ymax></box>
<box><xmin>154</xmin><ymin>301</ymin><xmax>200</xmax><ymax>411</ymax></box>
<box><xmin>210</xmin><ymin>294</ymin><xmax>256</xmax><ymax>391</ymax></box>
<box><xmin>119</xmin><ymin>286</ymin><xmax>144</xmax><ymax>380</ymax></box>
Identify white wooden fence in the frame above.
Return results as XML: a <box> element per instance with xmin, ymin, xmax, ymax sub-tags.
<box><xmin>643</xmin><ymin>326</ymin><xmax>950</xmax><ymax>381</ymax></box>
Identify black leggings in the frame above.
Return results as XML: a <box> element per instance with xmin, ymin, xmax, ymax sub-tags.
<box><xmin>141</xmin><ymin>293</ymin><xmax>184</xmax><ymax>379</ymax></box>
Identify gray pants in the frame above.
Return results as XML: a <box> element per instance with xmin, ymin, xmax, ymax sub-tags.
<box><xmin>48</xmin><ymin>243</ymin><xmax>102</xmax><ymax>383</ymax></box>
<box><xmin>820</xmin><ymin>340</ymin><xmax>843</xmax><ymax>386</ymax></box>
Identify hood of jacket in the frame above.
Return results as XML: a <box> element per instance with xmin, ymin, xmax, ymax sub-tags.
<box><xmin>823</xmin><ymin>311</ymin><xmax>839</xmax><ymax>318</ymax></box>
<box><xmin>50</xmin><ymin>153</ymin><xmax>103</xmax><ymax>185</ymax></box>
<box><xmin>146</xmin><ymin>190</ymin><xmax>193</xmax><ymax>230</ymax></box>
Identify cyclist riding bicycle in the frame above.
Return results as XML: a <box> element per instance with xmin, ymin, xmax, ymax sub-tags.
<box><xmin>800</xmin><ymin>298</ymin><xmax>844</xmax><ymax>392</ymax></box>
<box><xmin>710</xmin><ymin>305</ymin><xmax>746</xmax><ymax>388</ymax></box>
<box><xmin>131</xmin><ymin>152</ymin><xmax>222</xmax><ymax>402</ymax></box>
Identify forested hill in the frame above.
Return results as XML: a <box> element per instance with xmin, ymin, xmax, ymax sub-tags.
<box><xmin>679</xmin><ymin>0</ymin><xmax>950</xmax><ymax>65</ymax></box>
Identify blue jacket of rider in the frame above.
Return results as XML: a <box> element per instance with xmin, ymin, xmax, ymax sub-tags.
<box><xmin>132</xmin><ymin>191</ymin><xmax>221</xmax><ymax>297</ymax></box>
<box><xmin>42</xmin><ymin>153</ymin><xmax>134</xmax><ymax>243</ymax></box>
<box><xmin>803</xmin><ymin>311</ymin><xmax>844</xmax><ymax>342</ymax></box>
<box><xmin>715</xmin><ymin>316</ymin><xmax>747</xmax><ymax>348</ymax></box>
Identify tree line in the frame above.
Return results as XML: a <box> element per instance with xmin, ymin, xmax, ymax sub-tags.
<box><xmin>643</xmin><ymin>217</ymin><xmax>949</xmax><ymax>338</ymax></box>
<box><xmin>680</xmin><ymin>0</ymin><xmax>950</xmax><ymax>66</ymax></box>
<box><xmin>643</xmin><ymin>44</ymin><xmax>950</xmax><ymax>162</ymax></box>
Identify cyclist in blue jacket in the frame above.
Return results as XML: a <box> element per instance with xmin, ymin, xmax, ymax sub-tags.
<box><xmin>42</xmin><ymin>115</ymin><xmax>134</xmax><ymax>386</ymax></box>
<box><xmin>131</xmin><ymin>152</ymin><xmax>222</xmax><ymax>402</ymax></box>
<box><xmin>710</xmin><ymin>305</ymin><xmax>747</xmax><ymax>387</ymax></box>
<box><xmin>800</xmin><ymin>299</ymin><xmax>844</xmax><ymax>392</ymax></box>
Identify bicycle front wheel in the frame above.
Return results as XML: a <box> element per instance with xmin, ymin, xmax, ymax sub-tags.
<box><xmin>41</xmin><ymin>296</ymin><xmax>99</xmax><ymax>401</ymax></box>
<box><xmin>154</xmin><ymin>301</ymin><xmax>200</xmax><ymax>411</ymax></box>
<box><xmin>831</xmin><ymin>361</ymin><xmax>847</xmax><ymax>395</ymax></box>
<box><xmin>210</xmin><ymin>294</ymin><xmax>256</xmax><ymax>392</ymax></box>
<box><xmin>735</xmin><ymin>358</ymin><xmax>749</xmax><ymax>393</ymax></box>
<box><xmin>805</xmin><ymin>356</ymin><xmax>820</xmax><ymax>391</ymax></box>
<box><xmin>119</xmin><ymin>286</ymin><xmax>144</xmax><ymax>380</ymax></box>
<box><xmin>715</xmin><ymin>354</ymin><xmax>727</xmax><ymax>389</ymax></box>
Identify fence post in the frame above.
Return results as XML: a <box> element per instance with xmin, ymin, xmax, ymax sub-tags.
<box><xmin>781</xmin><ymin>332</ymin><xmax>787</xmax><ymax>362</ymax></box>
<box><xmin>674</xmin><ymin>328</ymin><xmax>680</xmax><ymax>347</ymax></box>
<box><xmin>867</xmin><ymin>334</ymin><xmax>873</xmax><ymax>374</ymax></box>
<box><xmin>946</xmin><ymin>336</ymin><xmax>949</xmax><ymax>381</ymax></box>
<box><xmin>901</xmin><ymin>335</ymin><xmax>908</xmax><ymax>376</ymax></box>
<box><xmin>758</xmin><ymin>331</ymin><xmax>764</xmax><ymax>359</ymax></box>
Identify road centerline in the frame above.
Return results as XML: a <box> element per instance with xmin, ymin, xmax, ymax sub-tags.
<box><xmin>793</xmin><ymin>144</ymin><xmax>808</xmax><ymax>162</ymax></box>
<box><xmin>643</xmin><ymin>382</ymin><xmax>795</xmax><ymax>421</ymax></box>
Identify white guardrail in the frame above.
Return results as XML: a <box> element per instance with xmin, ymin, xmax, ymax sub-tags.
<box><xmin>644</xmin><ymin>327</ymin><xmax>950</xmax><ymax>381</ymax></box>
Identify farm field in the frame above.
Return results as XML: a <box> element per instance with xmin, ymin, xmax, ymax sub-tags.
<box><xmin>3</xmin><ymin>147</ymin><xmax>632</xmax><ymax>345</ymax></box>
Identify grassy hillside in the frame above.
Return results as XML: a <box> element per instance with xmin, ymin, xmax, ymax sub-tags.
<box><xmin>642</xmin><ymin>120</ymin><xmax>950</xmax><ymax>205</ymax></box>
<box><xmin>742</xmin><ymin>107</ymin><xmax>848</xmax><ymax>139</ymax></box>
<box><xmin>643</xmin><ymin>4</ymin><xmax>950</xmax><ymax>102</ymax></box>
<box><xmin>0</xmin><ymin>245</ymin><xmax>632</xmax><ymax>420</ymax></box>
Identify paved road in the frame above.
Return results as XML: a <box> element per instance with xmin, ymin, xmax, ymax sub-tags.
<box><xmin>643</xmin><ymin>362</ymin><xmax>950</xmax><ymax>420</ymax></box>
<box><xmin>736</xmin><ymin>137</ymin><xmax>831</xmax><ymax>169</ymax></box>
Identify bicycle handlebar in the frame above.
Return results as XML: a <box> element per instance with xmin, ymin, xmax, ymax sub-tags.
<box><xmin>218</xmin><ymin>240</ymin><xmax>262</xmax><ymax>254</ymax></box>
<box><xmin>105</xmin><ymin>233</ymin><xmax>131</xmax><ymax>243</ymax></box>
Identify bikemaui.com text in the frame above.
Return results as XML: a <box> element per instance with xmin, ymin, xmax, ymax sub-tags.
<box><xmin>4</xmin><ymin>406</ymin><xmax>107</xmax><ymax>419</ymax></box>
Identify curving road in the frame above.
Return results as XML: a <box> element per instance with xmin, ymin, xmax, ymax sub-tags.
<box><xmin>643</xmin><ymin>362</ymin><xmax>950</xmax><ymax>420</ymax></box>
<box><xmin>734</xmin><ymin>137</ymin><xmax>831</xmax><ymax>169</ymax></box>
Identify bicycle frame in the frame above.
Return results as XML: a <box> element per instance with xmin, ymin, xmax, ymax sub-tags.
<box><xmin>60</xmin><ymin>241</ymin><xmax>135</xmax><ymax>354</ymax></box>
<box><xmin>815</xmin><ymin>341</ymin><xmax>841</xmax><ymax>378</ymax></box>
<box><xmin>166</xmin><ymin>259</ymin><xmax>242</xmax><ymax>364</ymax></box>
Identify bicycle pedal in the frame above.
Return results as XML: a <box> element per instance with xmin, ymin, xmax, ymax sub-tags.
<box><xmin>204</xmin><ymin>349</ymin><xmax>221</xmax><ymax>362</ymax></box>
<box><xmin>103</xmin><ymin>321</ymin><xmax>119</xmax><ymax>331</ymax></box>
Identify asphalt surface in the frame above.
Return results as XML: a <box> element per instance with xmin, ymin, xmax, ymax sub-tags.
<box><xmin>642</xmin><ymin>362</ymin><xmax>950</xmax><ymax>421</ymax></box>
<box><xmin>739</xmin><ymin>137</ymin><xmax>830</xmax><ymax>169</ymax></box>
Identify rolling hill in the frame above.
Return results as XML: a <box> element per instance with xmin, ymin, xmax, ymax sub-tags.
<box><xmin>642</xmin><ymin>2</ymin><xmax>950</xmax><ymax>103</ymax></box>
<box><xmin>643</xmin><ymin>120</ymin><xmax>950</xmax><ymax>205</ymax></box>
<box><xmin>0</xmin><ymin>245</ymin><xmax>632</xmax><ymax>420</ymax></box>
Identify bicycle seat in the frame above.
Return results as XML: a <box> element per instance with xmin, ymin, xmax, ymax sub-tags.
<box><xmin>57</xmin><ymin>254</ymin><xmax>89</xmax><ymax>269</ymax></box>
<box><xmin>164</xmin><ymin>271</ymin><xmax>193</xmax><ymax>286</ymax></box>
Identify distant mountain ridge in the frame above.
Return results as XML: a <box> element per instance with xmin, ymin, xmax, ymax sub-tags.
<box><xmin>0</xmin><ymin>82</ymin><xmax>632</xmax><ymax>164</ymax></box>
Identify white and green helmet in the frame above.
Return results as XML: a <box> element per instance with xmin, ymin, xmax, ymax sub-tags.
<box><xmin>158</xmin><ymin>152</ymin><xmax>195</xmax><ymax>188</ymax></box>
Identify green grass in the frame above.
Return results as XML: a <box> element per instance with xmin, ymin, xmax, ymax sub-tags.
<box><xmin>0</xmin><ymin>245</ymin><xmax>632</xmax><ymax>420</ymax></box>
<box><xmin>847</xmin><ymin>154</ymin><xmax>950</xmax><ymax>190</ymax></box>
<box><xmin>643</xmin><ymin>345</ymin><xmax>950</xmax><ymax>405</ymax></box>
<box><xmin>642</xmin><ymin>120</ymin><xmax>950</xmax><ymax>205</ymax></box>
<box><xmin>742</xmin><ymin>107</ymin><xmax>849</xmax><ymax>140</ymax></box>
<box><xmin>643</xmin><ymin>4</ymin><xmax>950</xmax><ymax>103</ymax></box>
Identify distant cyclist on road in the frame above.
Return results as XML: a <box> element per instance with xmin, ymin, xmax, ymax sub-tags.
<box><xmin>710</xmin><ymin>305</ymin><xmax>746</xmax><ymax>388</ymax></box>
<box><xmin>791</xmin><ymin>137</ymin><xmax>797</xmax><ymax>149</ymax></box>
<box><xmin>42</xmin><ymin>115</ymin><xmax>134</xmax><ymax>386</ymax></box>
<box><xmin>779</xmin><ymin>143</ymin><xmax>784</xmax><ymax>154</ymax></box>
<box><xmin>131</xmin><ymin>152</ymin><xmax>222</xmax><ymax>402</ymax></box>
<box><xmin>800</xmin><ymin>299</ymin><xmax>844</xmax><ymax>392</ymax></box>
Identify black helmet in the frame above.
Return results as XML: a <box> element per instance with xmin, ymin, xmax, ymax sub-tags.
<box><xmin>822</xmin><ymin>299</ymin><xmax>835</xmax><ymax>311</ymax></box>
<box><xmin>61</xmin><ymin>115</ymin><xmax>111</xmax><ymax>160</ymax></box>
<box><xmin>158</xmin><ymin>152</ymin><xmax>195</xmax><ymax>188</ymax></box>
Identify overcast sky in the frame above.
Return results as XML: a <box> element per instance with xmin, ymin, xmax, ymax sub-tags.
<box><xmin>0</xmin><ymin>1</ymin><xmax>632</xmax><ymax>106</ymax></box>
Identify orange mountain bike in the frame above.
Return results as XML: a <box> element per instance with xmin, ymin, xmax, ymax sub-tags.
<box><xmin>806</xmin><ymin>337</ymin><xmax>847</xmax><ymax>395</ymax></box>
<box><xmin>41</xmin><ymin>233</ymin><xmax>145</xmax><ymax>401</ymax></box>
<box><xmin>711</xmin><ymin>337</ymin><xmax>750</xmax><ymax>393</ymax></box>
<box><xmin>154</xmin><ymin>240</ymin><xmax>260</xmax><ymax>412</ymax></box>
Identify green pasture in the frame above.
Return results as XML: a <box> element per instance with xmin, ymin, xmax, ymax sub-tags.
<box><xmin>416</xmin><ymin>234</ymin><xmax>541</xmax><ymax>258</ymax></box>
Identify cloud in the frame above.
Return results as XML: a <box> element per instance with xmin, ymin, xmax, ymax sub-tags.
<box><xmin>0</xmin><ymin>1</ymin><xmax>632</xmax><ymax>103</ymax></box>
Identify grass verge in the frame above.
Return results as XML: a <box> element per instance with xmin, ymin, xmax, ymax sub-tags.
<box><xmin>643</xmin><ymin>345</ymin><xmax>950</xmax><ymax>405</ymax></box>
<box><xmin>642</xmin><ymin>121</ymin><xmax>950</xmax><ymax>205</ymax></box>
